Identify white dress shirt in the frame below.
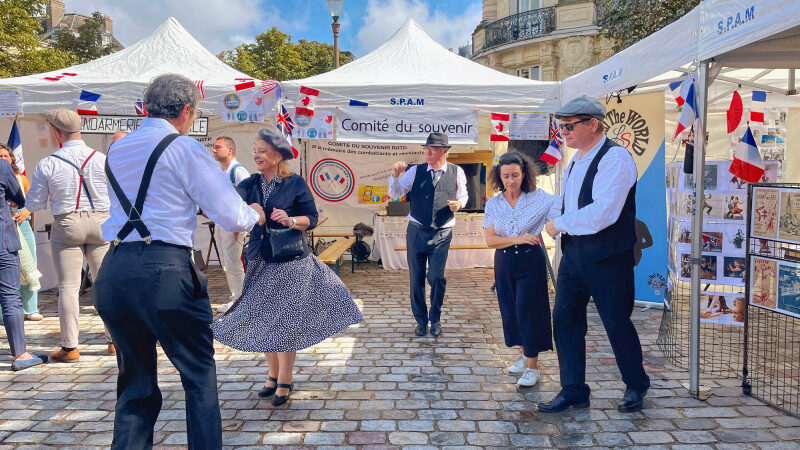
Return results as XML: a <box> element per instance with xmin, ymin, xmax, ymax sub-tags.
<box><xmin>225</xmin><ymin>158</ymin><xmax>250</xmax><ymax>185</ymax></box>
<box><xmin>483</xmin><ymin>189</ymin><xmax>561</xmax><ymax>237</ymax></box>
<box><xmin>388</xmin><ymin>163</ymin><xmax>469</xmax><ymax>228</ymax></box>
<box><xmin>102</xmin><ymin>118</ymin><xmax>259</xmax><ymax>247</ymax></box>
<box><xmin>27</xmin><ymin>140</ymin><xmax>110</xmax><ymax>214</ymax></box>
<box><xmin>554</xmin><ymin>136</ymin><xmax>638</xmax><ymax>236</ymax></box>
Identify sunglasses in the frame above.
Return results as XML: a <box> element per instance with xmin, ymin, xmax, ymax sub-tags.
<box><xmin>558</xmin><ymin>118</ymin><xmax>593</xmax><ymax>131</ymax></box>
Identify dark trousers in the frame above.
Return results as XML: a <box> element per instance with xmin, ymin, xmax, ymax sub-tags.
<box><xmin>406</xmin><ymin>222</ymin><xmax>452</xmax><ymax>326</ymax></box>
<box><xmin>553</xmin><ymin>240</ymin><xmax>650</xmax><ymax>401</ymax></box>
<box><xmin>94</xmin><ymin>242</ymin><xmax>221</xmax><ymax>450</ymax></box>
<box><xmin>0</xmin><ymin>249</ymin><xmax>25</xmax><ymax>357</ymax></box>
<box><xmin>494</xmin><ymin>244</ymin><xmax>552</xmax><ymax>357</ymax></box>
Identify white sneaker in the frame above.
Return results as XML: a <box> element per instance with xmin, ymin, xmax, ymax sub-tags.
<box><xmin>517</xmin><ymin>368</ymin><xmax>540</xmax><ymax>387</ymax></box>
<box><xmin>508</xmin><ymin>355</ymin><xmax>527</xmax><ymax>373</ymax></box>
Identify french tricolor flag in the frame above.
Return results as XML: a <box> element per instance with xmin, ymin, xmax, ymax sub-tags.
<box><xmin>77</xmin><ymin>90</ymin><xmax>100</xmax><ymax>115</ymax></box>
<box><xmin>6</xmin><ymin>120</ymin><xmax>25</xmax><ymax>174</ymax></box>
<box><xmin>750</xmin><ymin>91</ymin><xmax>766</xmax><ymax>123</ymax></box>
<box><xmin>668</xmin><ymin>74</ymin><xmax>694</xmax><ymax>107</ymax></box>
<box><xmin>729</xmin><ymin>125</ymin><xmax>765</xmax><ymax>183</ymax></box>
<box><xmin>541</xmin><ymin>128</ymin><xmax>563</xmax><ymax>165</ymax></box>
<box><xmin>672</xmin><ymin>81</ymin><xmax>696</xmax><ymax>141</ymax></box>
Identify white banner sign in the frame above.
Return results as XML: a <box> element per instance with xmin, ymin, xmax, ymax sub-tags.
<box><xmin>80</xmin><ymin>116</ymin><xmax>209</xmax><ymax>136</ymax></box>
<box><xmin>221</xmin><ymin>91</ymin><xmax>264</xmax><ymax>123</ymax></box>
<box><xmin>336</xmin><ymin>107</ymin><xmax>477</xmax><ymax>144</ymax></box>
<box><xmin>0</xmin><ymin>88</ymin><xmax>23</xmax><ymax>118</ymax></box>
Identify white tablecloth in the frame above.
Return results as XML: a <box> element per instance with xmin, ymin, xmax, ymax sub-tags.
<box><xmin>371</xmin><ymin>214</ymin><xmax>494</xmax><ymax>270</ymax></box>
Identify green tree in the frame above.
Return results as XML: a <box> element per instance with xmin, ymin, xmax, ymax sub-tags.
<box><xmin>52</xmin><ymin>11</ymin><xmax>115</xmax><ymax>63</ymax></box>
<box><xmin>218</xmin><ymin>27</ymin><xmax>355</xmax><ymax>81</ymax></box>
<box><xmin>596</xmin><ymin>0</ymin><xmax>701</xmax><ymax>52</ymax></box>
<box><xmin>0</xmin><ymin>0</ymin><xmax>76</xmax><ymax>77</ymax></box>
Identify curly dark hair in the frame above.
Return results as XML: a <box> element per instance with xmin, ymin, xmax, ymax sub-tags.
<box><xmin>0</xmin><ymin>144</ymin><xmax>20</xmax><ymax>175</ymax></box>
<box><xmin>487</xmin><ymin>151</ymin><xmax>537</xmax><ymax>193</ymax></box>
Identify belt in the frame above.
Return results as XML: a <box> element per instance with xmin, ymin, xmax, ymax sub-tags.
<box><xmin>500</xmin><ymin>244</ymin><xmax>537</xmax><ymax>254</ymax></box>
<box><xmin>113</xmin><ymin>239</ymin><xmax>191</xmax><ymax>252</ymax></box>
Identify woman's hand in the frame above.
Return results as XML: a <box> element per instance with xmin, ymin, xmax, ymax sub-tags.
<box><xmin>516</xmin><ymin>233</ymin><xmax>539</xmax><ymax>246</ymax></box>
<box><xmin>270</xmin><ymin>207</ymin><xmax>292</xmax><ymax>227</ymax></box>
<box><xmin>13</xmin><ymin>209</ymin><xmax>30</xmax><ymax>225</ymax></box>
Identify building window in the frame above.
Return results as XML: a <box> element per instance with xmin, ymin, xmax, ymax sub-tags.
<box><xmin>518</xmin><ymin>0</ymin><xmax>542</xmax><ymax>13</ymax></box>
<box><xmin>530</xmin><ymin>66</ymin><xmax>540</xmax><ymax>80</ymax></box>
<box><xmin>516</xmin><ymin>67</ymin><xmax>530</xmax><ymax>79</ymax></box>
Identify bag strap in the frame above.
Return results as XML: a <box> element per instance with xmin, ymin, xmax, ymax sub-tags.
<box><xmin>105</xmin><ymin>133</ymin><xmax>180</xmax><ymax>244</ymax></box>
<box><xmin>229</xmin><ymin>163</ymin><xmax>244</xmax><ymax>184</ymax></box>
<box><xmin>51</xmin><ymin>151</ymin><xmax>97</xmax><ymax>210</ymax></box>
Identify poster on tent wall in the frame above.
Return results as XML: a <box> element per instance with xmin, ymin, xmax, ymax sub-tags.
<box><xmin>600</xmin><ymin>91</ymin><xmax>668</xmax><ymax>304</ymax></box>
<box><xmin>221</xmin><ymin>91</ymin><xmax>264</xmax><ymax>123</ymax></box>
<box><xmin>305</xmin><ymin>140</ymin><xmax>425</xmax><ymax>228</ymax></box>
<box><xmin>336</xmin><ymin>107</ymin><xmax>478</xmax><ymax>145</ymax></box>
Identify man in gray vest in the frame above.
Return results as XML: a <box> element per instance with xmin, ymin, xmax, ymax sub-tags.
<box><xmin>389</xmin><ymin>132</ymin><xmax>468</xmax><ymax>337</ymax></box>
<box><xmin>540</xmin><ymin>95</ymin><xmax>650</xmax><ymax>413</ymax></box>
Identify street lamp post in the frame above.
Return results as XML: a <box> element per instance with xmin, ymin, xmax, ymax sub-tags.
<box><xmin>327</xmin><ymin>0</ymin><xmax>343</xmax><ymax>69</ymax></box>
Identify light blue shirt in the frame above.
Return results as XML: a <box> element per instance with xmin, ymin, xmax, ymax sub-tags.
<box><xmin>388</xmin><ymin>163</ymin><xmax>469</xmax><ymax>228</ymax></box>
<box><xmin>553</xmin><ymin>136</ymin><xmax>638</xmax><ymax>236</ymax></box>
<box><xmin>102</xmin><ymin>118</ymin><xmax>259</xmax><ymax>247</ymax></box>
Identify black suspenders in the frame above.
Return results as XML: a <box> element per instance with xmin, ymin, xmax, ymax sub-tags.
<box><xmin>105</xmin><ymin>133</ymin><xmax>180</xmax><ymax>245</ymax></box>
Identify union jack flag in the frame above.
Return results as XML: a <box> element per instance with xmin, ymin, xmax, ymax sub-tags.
<box><xmin>549</xmin><ymin>123</ymin><xmax>564</xmax><ymax>147</ymax></box>
<box><xmin>276</xmin><ymin>104</ymin><xmax>295</xmax><ymax>137</ymax></box>
<box><xmin>134</xmin><ymin>100</ymin><xmax>147</xmax><ymax>117</ymax></box>
<box><xmin>194</xmin><ymin>80</ymin><xmax>205</xmax><ymax>99</ymax></box>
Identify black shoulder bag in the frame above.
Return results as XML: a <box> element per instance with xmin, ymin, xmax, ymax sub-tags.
<box><xmin>259</xmin><ymin>177</ymin><xmax>307</xmax><ymax>259</ymax></box>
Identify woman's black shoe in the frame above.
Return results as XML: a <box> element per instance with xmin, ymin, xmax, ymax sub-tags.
<box><xmin>257</xmin><ymin>377</ymin><xmax>278</xmax><ymax>398</ymax></box>
<box><xmin>271</xmin><ymin>383</ymin><xmax>293</xmax><ymax>406</ymax></box>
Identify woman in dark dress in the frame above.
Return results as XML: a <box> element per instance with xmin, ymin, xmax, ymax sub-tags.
<box><xmin>211</xmin><ymin>129</ymin><xmax>362</xmax><ymax>406</ymax></box>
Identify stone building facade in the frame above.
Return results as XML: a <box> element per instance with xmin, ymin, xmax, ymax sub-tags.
<box><xmin>38</xmin><ymin>0</ymin><xmax>122</xmax><ymax>50</ymax></box>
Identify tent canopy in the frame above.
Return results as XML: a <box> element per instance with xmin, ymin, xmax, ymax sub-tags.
<box><xmin>282</xmin><ymin>19</ymin><xmax>561</xmax><ymax>112</ymax></box>
<box><xmin>0</xmin><ymin>17</ymin><xmax>254</xmax><ymax>115</ymax></box>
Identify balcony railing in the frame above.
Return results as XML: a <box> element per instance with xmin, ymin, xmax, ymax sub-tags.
<box><xmin>483</xmin><ymin>7</ymin><xmax>556</xmax><ymax>50</ymax></box>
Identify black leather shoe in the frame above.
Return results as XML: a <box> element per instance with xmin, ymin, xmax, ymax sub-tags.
<box><xmin>430</xmin><ymin>322</ymin><xmax>442</xmax><ymax>337</ymax></box>
<box><xmin>271</xmin><ymin>383</ymin><xmax>293</xmax><ymax>407</ymax></box>
<box><xmin>257</xmin><ymin>376</ymin><xmax>278</xmax><ymax>398</ymax></box>
<box><xmin>415</xmin><ymin>323</ymin><xmax>427</xmax><ymax>336</ymax></box>
<box><xmin>537</xmin><ymin>394</ymin><xmax>590</xmax><ymax>413</ymax></box>
<box><xmin>617</xmin><ymin>388</ymin><xmax>646</xmax><ymax>412</ymax></box>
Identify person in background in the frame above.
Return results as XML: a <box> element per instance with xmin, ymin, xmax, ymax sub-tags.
<box><xmin>388</xmin><ymin>132</ymin><xmax>468</xmax><ymax>337</ymax></box>
<box><xmin>95</xmin><ymin>74</ymin><xmax>265</xmax><ymax>449</ymax></box>
<box><xmin>111</xmin><ymin>131</ymin><xmax>128</xmax><ymax>143</ymax></box>
<box><xmin>26</xmin><ymin>108</ymin><xmax>114</xmax><ymax>362</ymax></box>
<box><xmin>212</xmin><ymin>128</ymin><xmax>362</xmax><ymax>407</ymax></box>
<box><xmin>0</xmin><ymin>144</ymin><xmax>41</xmax><ymax>321</ymax></box>
<box><xmin>483</xmin><ymin>152</ymin><xmax>559</xmax><ymax>387</ymax></box>
<box><xmin>210</xmin><ymin>136</ymin><xmax>249</xmax><ymax>312</ymax></box>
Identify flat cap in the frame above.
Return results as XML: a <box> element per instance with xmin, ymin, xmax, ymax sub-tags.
<box><xmin>257</xmin><ymin>128</ymin><xmax>294</xmax><ymax>160</ymax></box>
<box><xmin>44</xmin><ymin>108</ymin><xmax>82</xmax><ymax>133</ymax></box>
<box><xmin>555</xmin><ymin>95</ymin><xmax>606</xmax><ymax>120</ymax></box>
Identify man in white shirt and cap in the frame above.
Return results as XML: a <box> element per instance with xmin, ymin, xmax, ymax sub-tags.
<box><xmin>94</xmin><ymin>74</ymin><xmax>265</xmax><ymax>449</ymax></box>
<box><xmin>210</xmin><ymin>136</ymin><xmax>249</xmax><ymax>312</ymax></box>
<box><xmin>540</xmin><ymin>95</ymin><xmax>650</xmax><ymax>414</ymax></box>
<box><xmin>27</xmin><ymin>108</ymin><xmax>114</xmax><ymax>362</ymax></box>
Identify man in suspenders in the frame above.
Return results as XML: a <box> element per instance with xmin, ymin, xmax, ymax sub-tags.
<box><xmin>210</xmin><ymin>136</ymin><xmax>249</xmax><ymax>312</ymax></box>
<box><xmin>95</xmin><ymin>74</ymin><xmax>265</xmax><ymax>449</ymax></box>
<box><xmin>27</xmin><ymin>108</ymin><xmax>114</xmax><ymax>362</ymax></box>
<box><xmin>539</xmin><ymin>96</ymin><xmax>650</xmax><ymax>413</ymax></box>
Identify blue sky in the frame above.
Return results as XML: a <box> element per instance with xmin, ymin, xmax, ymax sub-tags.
<box><xmin>67</xmin><ymin>1</ymin><xmax>482</xmax><ymax>57</ymax></box>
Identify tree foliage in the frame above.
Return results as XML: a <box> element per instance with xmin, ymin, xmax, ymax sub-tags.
<box><xmin>0</xmin><ymin>0</ymin><xmax>76</xmax><ymax>77</ymax></box>
<box><xmin>218</xmin><ymin>27</ymin><xmax>355</xmax><ymax>81</ymax></box>
<box><xmin>596</xmin><ymin>0</ymin><xmax>702</xmax><ymax>52</ymax></box>
<box><xmin>52</xmin><ymin>11</ymin><xmax>115</xmax><ymax>63</ymax></box>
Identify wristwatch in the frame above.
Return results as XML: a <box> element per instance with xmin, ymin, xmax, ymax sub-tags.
<box><xmin>290</xmin><ymin>217</ymin><xmax>297</xmax><ymax>228</ymax></box>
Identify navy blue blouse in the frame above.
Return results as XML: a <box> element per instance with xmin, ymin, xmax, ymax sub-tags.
<box><xmin>237</xmin><ymin>173</ymin><xmax>319</xmax><ymax>263</ymax></box>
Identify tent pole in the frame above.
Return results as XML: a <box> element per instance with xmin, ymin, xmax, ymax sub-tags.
<box><xmin>789</xmin><ymin>69</ymin><xmax>796</xmax><ymax>95</ymax></box>
<box><xmin>689</xmin><ymin>60</ymin><xmax>710</xmax><ymax>398</ymax></box>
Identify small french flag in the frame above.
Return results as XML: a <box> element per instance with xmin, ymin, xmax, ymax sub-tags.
<box><xmin>349</xmin><ymin>99</ymin><xmax>368</xmax><ymax>106</ymax></box>
<box><xmin>296</xmin><ymin>86</ymin><xmax>319</xmax><ymax>117</ymax></box>
<box><xmin>729</xmin><ymin>125</ymin><xmax>764</xmax><ymax>183</ymax></box>
<box><xmin>541</xmin><ymin>127</ymin><xmax>563</xmax><ymax>165</ymax></box>
<box><xmin>668</xmin><ymin>74</ymin><xmax>694</xmax><ymax>107</ymax></box>
<box><xmin>77</xmin><ymin>90</ymin><xmax>100</xmax><ymax>115</ymax></box>
<box><xmin>750</xmin><ymin>91</ymin><xmax>766</xmax><ymax>123</ymax></box>
<box><xmin>489</xmin><ymin>113</ymin><xmax>510</xmax><ymax>142</ymax></box>
<box><xmin>672</xmin><ymin>81</ymin><xmax>696</xmax><ymax>141</ymax></box>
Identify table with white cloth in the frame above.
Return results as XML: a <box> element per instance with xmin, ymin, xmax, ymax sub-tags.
<box><xmin>371</xmin><ymin>214</ymin><xmax>494</xmax><ymax>270</ymax></box>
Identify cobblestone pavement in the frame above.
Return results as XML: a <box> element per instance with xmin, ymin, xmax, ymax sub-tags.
<box><xmin>2</xmin><ymin>262</ymin><xmax>800</xmax><ymax>449</ymax></box>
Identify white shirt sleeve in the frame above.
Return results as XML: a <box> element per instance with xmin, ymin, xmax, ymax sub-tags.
<box><xmin>546</xmin><ymin>192</ymin><xmax>562</xmax><ymax>221</ymax></box>
<box><xmin>25</xmin><ymin>160</ymin><xmax>50</xmax><ymax>212</ymax></box>
<box><xmin>554</xmin><ymin>148</ymin><xmax>637</xmax><ymax>236</ymax></box>
<box><xmin>234</xmin><ymin>165</ymin><xmax>250</xmax><ymax>185</ymax></box>
<box><xmin>456</xmin><ymin>165</ymin><xmax>469</xmax><ymax>207</ymax></box>
<box><xmin>388</xmin><ymin>165</ymin><xmax>417</xmax><ymax>198</ymax></box>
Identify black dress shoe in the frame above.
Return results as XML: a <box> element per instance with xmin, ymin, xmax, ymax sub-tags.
<box><xmin>617</xmin><ymin>388</ymin><xmax>646</xmax><ymax>412</ymax></box>
<box><xmin>257</xmin><ymin>376</ymin><xmax>278</xmax><ymax>398</ymax></box>
<box><xmin>415</xmin><ymin>323</ymin><xmax>427</xmax><ymax>336</ymax></box>
<box><xmin>272</xmin><ymin>383</ymin><xmax>293</xmax><ymax>407</ymax></box>
<box><xmin>430</xmin><ymin>322</ymin><xmax>442</xmax><ymax>337</ymax></box>
<box><xmin>537</xmin><ymin>394</ymin><xmax>590</xmax><ymax>413</ymax></box>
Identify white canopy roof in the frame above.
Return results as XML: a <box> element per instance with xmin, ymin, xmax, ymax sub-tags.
<box><xmin>282</xmin><ymin>19</ymin><xmax>561</xmax><ymax>112</ymax></box>
<box><xmin>562</xmin><ymin>0</ymin><xmax>800</xmax><ymax>103</ymax></box>
<box><xmin>0</xmin><ymin>17</ymin><xmax>255</xmax><ymax>115</ymax></box>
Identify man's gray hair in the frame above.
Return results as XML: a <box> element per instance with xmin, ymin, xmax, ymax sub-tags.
<box><xmin>143</xmin><ymin>74</ymin><xmax>200</xmax><ymax>119</ymax></box>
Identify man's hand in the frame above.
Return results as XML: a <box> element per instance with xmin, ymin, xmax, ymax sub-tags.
<box><xmin>447</xmin><ymin>200</ymin><xmax>461</xmax><ymax>212</ymax></box>
<box><xmin>392</xmin><ymin>161</ymin><xmax>408</xmax><ymax>178</ymax></box>
<box><xmin>250</xmin><ymin>203</ymin><xmax>266</xmax><ymax>225</ymax></box>
<box><xmin>270</xmin><ymin>207</ymin><xmax>292</xmax><ymax>227</ymax></box>
<box><xmin>13</xmin><ymin>209</ymin><xmax>30</xmax><ymax>225</ymax></box>
<box><xmin>544</xmin><ymin>220</ymin><xmax>559</xmax><ymax>238</ymax></box>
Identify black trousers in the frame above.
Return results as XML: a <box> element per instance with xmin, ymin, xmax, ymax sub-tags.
<box><xmin>406</xmin><ymin>222</ymin><xmax>452</xmax><ymax>326</ymax></box>
<box><xmin>94</xmin><ymin>242</ymin><xmax>221</xmax><ymax>450</ymax></box>
<box><xmin>494</xmin><ymin>244</ymin><xmax>552</xmax><ymax>357</ymax></box>
<box><xmin>553</xmin><ymin>240</ymin><xmax>650</xmax><ymax>401</ymax></box>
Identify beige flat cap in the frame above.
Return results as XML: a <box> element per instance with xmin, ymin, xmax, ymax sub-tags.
<box><xmin>44</xmin><ymin>108</ymin><xmax>82</xmax><ymax>133</ymax></box>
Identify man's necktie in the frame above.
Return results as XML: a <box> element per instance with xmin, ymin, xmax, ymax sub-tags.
<box><xmin>431</xmin><ymin>169</ymin><xmax>441</xmax><ymax>186</ymax></box>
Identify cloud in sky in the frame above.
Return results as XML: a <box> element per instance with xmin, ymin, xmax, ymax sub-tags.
<box><xmin>355</xmin><ymin>0</ymin><xmax>482</xmax><ymax>55</ymax></box>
